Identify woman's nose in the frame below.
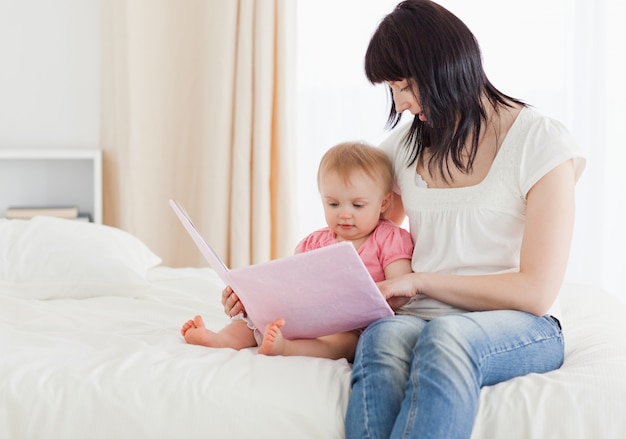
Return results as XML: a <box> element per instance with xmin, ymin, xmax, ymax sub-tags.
<box><xmin>394</xmin><ymin>95</ymin><xmax>410</xmax><ymax>113</ymax></box>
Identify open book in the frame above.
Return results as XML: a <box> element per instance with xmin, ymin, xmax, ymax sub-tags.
<box><xmin>169</xmin><ymin>199</ymin><xmax>393</xmax><ymax>339</ymax></box>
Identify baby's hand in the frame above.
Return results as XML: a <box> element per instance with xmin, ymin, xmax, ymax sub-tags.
<box><xmin>221</xmin><ymin>285</ymin><xmax>246</xmax><ymax>317</ymax></box>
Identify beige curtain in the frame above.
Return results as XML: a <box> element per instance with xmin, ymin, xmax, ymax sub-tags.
<box><xmin>100</xmin><ymin>0</ymin><xmax>297</xmax><ymax>268</ymax></box>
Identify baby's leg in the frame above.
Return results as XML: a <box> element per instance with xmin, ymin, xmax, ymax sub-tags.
<box><xmin>181</xmin><ymin>315</ymin><xmax>257</xmax><ymax>350</ymax></box>
<box><xmin>259</xmin><ymin>319</ymin><xmax>359</xmax><ymax>361</ymax></box>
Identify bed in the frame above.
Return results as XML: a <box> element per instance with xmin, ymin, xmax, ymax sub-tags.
<box><xmin>1</xmin><ymin>216</ymin><xmax>625</xmax><ymax>439</ymax></box>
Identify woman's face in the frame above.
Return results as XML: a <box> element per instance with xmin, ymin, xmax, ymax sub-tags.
<box><xmin>387</xmin><ymin>79</ymin><xmax>427</xmax><ymax>122</ymax></box>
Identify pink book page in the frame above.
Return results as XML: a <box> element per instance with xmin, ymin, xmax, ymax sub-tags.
<box><xmin>170</xmin><ymin>199</ymin><xmax>393</xmax><ymax>340</ymax></box>
<box><xmin>228</xmin><ymin>242</ymin><xmax>393</xmax><ymax>339</ymax></box>
<box><xmin>169</xmin><ymin>199</ymin><xmax>229</xmax><ymax>283</ymax></box>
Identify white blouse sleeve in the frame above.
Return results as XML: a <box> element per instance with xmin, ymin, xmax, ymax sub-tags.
<box><xmin>518</xmin><ymin>115</ymin><xmax>586</xmax><ymax>196</ymax></box>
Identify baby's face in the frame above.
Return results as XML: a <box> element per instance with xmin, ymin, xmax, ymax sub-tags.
<box><xmin>319</xmin><ymin>170</ymin><xmax>389</xmax><ymax>243</ymax></box>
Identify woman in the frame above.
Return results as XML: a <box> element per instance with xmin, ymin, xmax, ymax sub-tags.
<box><xmin>343</xmin><ymin>1</ymin><xmax>586</xmax><ymax>438</ymax></box>
<box><xmin>222</xmin><ymin>0</ymin><xmax>585</xmax><ymax>437</ymax></box>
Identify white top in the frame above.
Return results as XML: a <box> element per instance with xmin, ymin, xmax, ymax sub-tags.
<box><xmin>380</xmin><ymin>107</ymin><xmax>586</xmax><ymax>320</ymax></box>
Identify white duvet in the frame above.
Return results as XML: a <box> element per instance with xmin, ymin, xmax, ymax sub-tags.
<box><xmin>0</xmin><ymin>267</ymin><xmax>350</xmax><ymax>438</ymax></box>
<box><xmin>1</xmin><ymin>218</ymin><xmax>625</xmax><ymax>439</ymax></box>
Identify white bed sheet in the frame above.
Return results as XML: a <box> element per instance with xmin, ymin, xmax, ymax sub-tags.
<box><xmin>1</xmin><ymin>267</ymin><xmax>625</xmax><ymax>439</ymax></box>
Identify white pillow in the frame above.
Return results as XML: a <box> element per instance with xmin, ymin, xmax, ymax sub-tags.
<box><xmin>0</xmin><ymin>216</ymin><xmax>162</xmax><ymax>299</ymax></box>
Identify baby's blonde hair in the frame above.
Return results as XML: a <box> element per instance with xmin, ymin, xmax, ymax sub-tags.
<box><xmin>317</xmin><ymin>140</ymin><xmax>394</xmax><ymax>195</ymax></box>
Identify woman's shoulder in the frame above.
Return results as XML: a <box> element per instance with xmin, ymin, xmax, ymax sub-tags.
<box><xmin>378</xmin><ymin>120</ymin><xmax>413</xmax><ymax>156</ymax></box>
<box><xmin>377</xmin><ymin>120</ymin><xmax>415</xmax><ymax>180</ymax></box>
<box><xmin>504</xmin><ymin>106</ymin><xmax>583</xmax><ymax>163</ymax></box>
<box><xmin>514</xmin><ymin>106</ymin><xmax>573</xmax><ymax>139</ymax></box>
<box><xmin>511</xmin><ymin>107</ymin><xmax>586</xmax><ymax>189</ymax></box>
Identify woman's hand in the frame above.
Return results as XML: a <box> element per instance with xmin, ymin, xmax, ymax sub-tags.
<box><xmin>221</xmin><ymin>285</ymin><xmax>245</xmax><ymax>317</ymax></box>
<box><xmin>386</xmin><ymin>296</ymin><xmax>411</xmax><ymax>311</ymax></box>
<box><xmin>377</xmin><ymin>273</ymin><xmax>421</xmax><ymax>307</ymax></box>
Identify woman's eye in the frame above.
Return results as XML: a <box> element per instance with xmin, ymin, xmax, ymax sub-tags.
<box><xmin>400</xmin><ymin>85</ymin><xmax>410</xmax><ymax>92</ymax></box>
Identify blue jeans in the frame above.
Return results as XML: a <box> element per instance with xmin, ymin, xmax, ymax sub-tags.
<box><xmin>345</xmin><ymin>311</ymin><xmax>564</xmax><ymax>439</ymax></box>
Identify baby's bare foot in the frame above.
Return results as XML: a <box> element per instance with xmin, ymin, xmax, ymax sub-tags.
<box><xmin>180</xmin><ymin>315</ymin><xmax>219</xmax><ymax>347</ymax></box>
<box><xmin>258</xmin><ymin>318</ymin><xmax>286</xmax><ymax>356</ymax></box>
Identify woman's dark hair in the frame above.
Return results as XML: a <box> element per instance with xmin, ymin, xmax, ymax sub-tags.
<box><xmin>365</xmin><ymin>0</ymin><xmax>524</xmax><ymax>179</ymax></box>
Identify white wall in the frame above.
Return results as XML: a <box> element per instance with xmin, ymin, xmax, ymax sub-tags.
<box><xmin>0</xmin><ymin>0</ymin><xmax>101</xmax><ymax>149</ymax></box>
<box><xmin>295</xmin><ymin>0</ymin><xmax>399</xmax><ymax>236</ymax></box>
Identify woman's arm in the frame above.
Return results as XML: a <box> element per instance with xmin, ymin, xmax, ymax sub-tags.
<box><xmin>379</xmin><ymin>159</ymin><xmax>577</xmax><ymax>316</ymax></box>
